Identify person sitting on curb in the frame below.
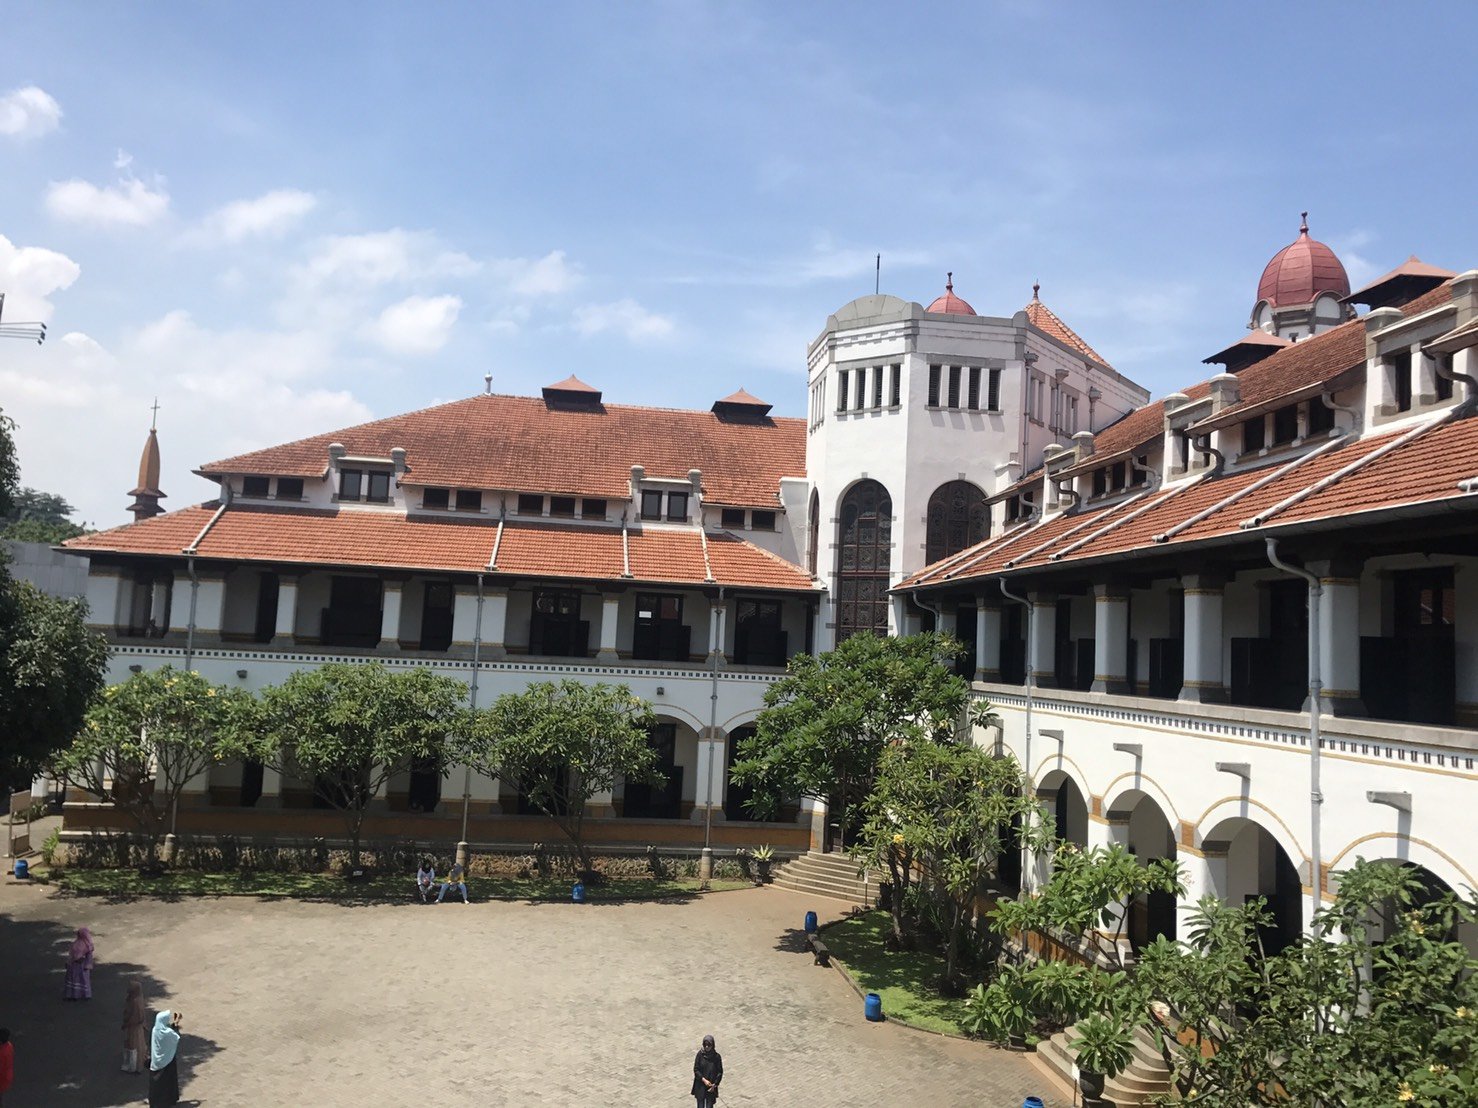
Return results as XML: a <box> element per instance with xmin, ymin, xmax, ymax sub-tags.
<box><xmin>436</xmin><ymin>862</ymin><xmax>469</xmax><ymax>904</ymax></box>
<box><xmin>415</xmin><ymin>858</ymin><xmax>436</xmax><ymax>903</ymax></box>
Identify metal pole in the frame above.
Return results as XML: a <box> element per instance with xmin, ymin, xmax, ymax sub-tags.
<box><xmin>459</xmin><ymin>574</ymin><xmax>485</xmax><ymax>853</ymax></box>
<box><xmin>703</xmin><ymin>589</ymin><xmax>725</xmax><ymax>854</ymax></box>
<box><xmin>999</xmin><ymin>578</ymin><xmax>1033</xmax><ymax>891</ymax></box>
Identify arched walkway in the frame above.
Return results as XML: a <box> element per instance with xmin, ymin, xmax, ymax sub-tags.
<box><xmin>1107</xmin><ymin>789</ymin><xmax>1177</xmax><ymax>949</ymax></box>
<box><xmin>1202</xmin><ymin>816</ymin><xmax>1304</xmax><ymax>954</ymax></box>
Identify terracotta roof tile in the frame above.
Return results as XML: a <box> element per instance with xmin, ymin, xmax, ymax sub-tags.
<box><xmin>199</xmin><ymin>394</ymin><xmax>806</xmax><ymax>509</ymax></box>
<box><xmin>1024</xmin><ymin>295</ymin><xmax>1111</xmax><ymax>368</ymax></box>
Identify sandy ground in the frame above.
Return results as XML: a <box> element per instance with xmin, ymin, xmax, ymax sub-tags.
<box><xmin>0</xmin><ymin>878</ymin><xmax>1064</xmax><ymax>1107</ymax></box>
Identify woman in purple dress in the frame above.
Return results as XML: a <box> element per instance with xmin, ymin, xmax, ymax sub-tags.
<box><xmin>63</xmin><ymin>927</ymin><xmax>94</xmax><ymax>1000</ymax></box>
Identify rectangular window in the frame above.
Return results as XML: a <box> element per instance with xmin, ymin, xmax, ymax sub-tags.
<box><xmin>1131</xmin><ymin>455</ymin><xmax>1149</xmax><ymax>486</ymax></box>
<box><xmin>455</xmin><ymin>489</ymin><xmax>483</xmax><ymax>512</ymax></box>
<box><xmin>518</xmin><ymin>493</ymin><xmax>544</xmax><ymax>515</ymax></box>
<box><xmin>1391</xmin><ymin>350</ymin><xmax>1413</xmax><ymax>412</ymax></box>
<box><xmin>988</xmin><ymin>367</ymin><xmax>1001</xmax><ymax>411</ymax></box>
<box><xmin>836</xmin><ymin>369</ymin><xmax>849</xmax><ymax>412</ymax></box>
<box><xmin>423</xmin><ymin>487</ymin><xmax>450</xmax><ymax>510</ymax></box>
<box><xmin>549</xmin><ymin>495</ymin><xmax>576</xmax><ymax>517</ymax></box>
<box><xmin>366</xmin><ymin>471</ymin><xmax>391</xmax><ymax>503</ymax></box>
<box><xmin>1242</xmin><ymin>416</ymin><xmax>1266</xmax><ymax>453</ymax></box>
<box><xmin>1306</xmin><ymin>397</ymin><xmax>1335</xmax><ymax>435</ymax></box>
<box><xmin>1050</xmin><ymin>384</ymin><xmax>1062</xmax><ymax>430</ymax></box>
<box><xmin>634</xmin><ymin>593</ymin><xmax>687</xmax><ymax>662</ymax></box>
<box><xmin>889</xmin><ymin>364</ymin><xmax>901</xmax><ymax>407</ymax></box>
<box><xmin>854</xmin><ymin>369</ymin><xmax>866</xmax><ymax>410</ymax></box>
<box><xmin>1272</xmin><ymin>404</ymin><xmax>1299</xmax><ymax>445</ymax></box>
<box><xmin>666</xmin><ymin>492</ymin><xmax>688</xmax><ymax>521</ymax></box>
<box><xmin>1006</xmin><ymin>495</ymin><xmax>1022</xmax><ymax>522</ymax></box>
<box><xmin>339</xmin><ymin>468</ymin><xmax>363</xmax><ymax>500</ymax></box>
<box><xmin>276</xmin><ymin>477</ymin><xmax>304</xmax><ymax>500</ymax></box>
<box><xmin>1435</xmin><ymin>354</ymin><xmax>1455</xmax><ymax>401</ymax></box>
<box><xmin>721</xmin><ymin>507</ymin><xmax>746</xmax><ymax>529</ymax></box>
<box><xmin>242</xmin><ymin>475</ymin><xmax>270</xmax><ymax>497</ymax></box>
<box><xmin>947</xmin><ymin>365</ymin><xmax>962</xmax><ymax>408</ymax></box>
<box><xmin>1068</xmin><ymin>397</ymin><xmax>1079</xmax><ymax>433</ymax></box>
<box><xmin>1091</xmin><ymin>468</ymin><xmax>1107</xmax><ymax>497</ymax></box>
<box><xmin>928</xmin><ymin>364</ymin><xmax>942</xmax><ymax>407</ymax></box>
<box><xmin>1111</xmin><ymin>461</ymin><xmax>1127</xmax><ymax>490</ymax></box>
<box><xmin>640</xmin><ymin>490</ymin><xmax>663</xmax><ymax>520</ymax></box>
<box><xmin>750</xmin><ymin>509</ymin><xmax>776</xmax><ymax>531</ymax></box>
<box><xmin>968</xmin><ymin>366</ymin><xmax>981</xmax><ymax>410</ymax></box>
<box><xmin>871</xmin><ymin>365</ymin><xmax>883</xmax><ymax>409</ymax></box>
<box><xmin>581</xmin><ymin>498</ymin><xmax>607</xmax><ymax>520</ymax></box>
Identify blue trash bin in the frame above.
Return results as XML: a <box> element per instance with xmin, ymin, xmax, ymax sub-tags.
<box><xmin>804</xmin><ymin>910</ymin><xmax>818</xmax><ymax>934</ymax></box>
<box><xmin>572</xmin><ymin>881</ymin><xmax>585</xmax><ymax>903</ymax></box>
<box><xmin>1023</xmin><ymin>1098</ymin><xmax>1044</xmax><ymax>1108</ymax></box>
<box><xmin>13</xmin><ymin>858</ymin><xmax>29</xmax><ymax>879</ymax></box>
<box><xmin>864</xmin><ymin>992</ymin><xmax>883</xmax><ymax>1022</ymax></box>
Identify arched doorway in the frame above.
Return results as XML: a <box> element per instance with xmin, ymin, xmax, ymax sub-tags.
<box><xmin>834</xmin><ymin>479</ymin><xmax>892</xmax><ymax>641</ymax></box>
<box><xmin>925</xmin><ymin>480</ymin><xmax>988</xmax><ymax>564</ymax></box>
<box><xmin>1204</xmin><ymin>817</ymin><xmax>1304</xmax><ymax>954</ymax></box>
<box><xmin>1109</xmin><ymin>789</ymin><xmax>1177</xmax><ymax>950</ymax></box>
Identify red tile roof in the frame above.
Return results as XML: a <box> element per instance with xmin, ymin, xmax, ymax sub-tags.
<box><xmin>198</xmin><ymin>393</ymin><xmax>806</xmax><ymax>509</ymax></box>
<box><xmin>1024</xmin><ymin>291</ymin><xmax>1111</xmax><ymax>368</ymax></box>
<box><xmin>66</xmin><ymin>504</ymin><xmax>818</xmax><ymax>593</ymax></box>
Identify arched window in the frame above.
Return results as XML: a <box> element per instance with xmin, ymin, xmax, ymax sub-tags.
<box><xmin>925</xmin><ymin>480</ymin><xmax>988</xmax><ymax>564</ymax></box>
<box><xmin>806</xmin><ymin>489</ymin><xmax>820</xmax><ymax>578</ymax></box>
<box><xmin>835</xmin><ymin>479</ymin><xmax>892</xmax><ymax>641</ymax></box>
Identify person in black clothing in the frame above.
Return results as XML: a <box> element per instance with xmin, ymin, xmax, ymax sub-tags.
<box><xmin>691</xmin><ymin>1034</ymin><xmax>722</xmax><ymax>1106</ymax></box>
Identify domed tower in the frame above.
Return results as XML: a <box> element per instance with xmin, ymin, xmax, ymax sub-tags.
<box><xmin>1249</xmin><ymin>213</ymin><xmax>1353</xmax><ymax>340</ymax></box>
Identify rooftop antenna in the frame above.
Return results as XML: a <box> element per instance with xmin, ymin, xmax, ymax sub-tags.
<box><xmin>0</xmin><ymin>293</ymin><xmax>48</xmax><ymax>345</ymax></box>
<box><xmin>483</xmin><ymin>373</ymin><xmax>493</xmax><ymax>396</ymax></box>
<box><xmin>875</xmin><ymin>254</ymin><xmax>880</xmax><ymax>295</ymax></box>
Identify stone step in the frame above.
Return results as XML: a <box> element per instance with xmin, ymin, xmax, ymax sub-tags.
<box><xmin>770</xmin><ymin>873</ymin><xmax>875</xmax><ymax>905</ymax></box>
<box><xmin>1036</xmin><ymin>1025</ymin><xmax>1170</xmax><ymax>1107</ymax></box>
<box><xmin>784</xmin><ymin>853</ymin><xmax>869</xmax><ymax>879</ymax></box>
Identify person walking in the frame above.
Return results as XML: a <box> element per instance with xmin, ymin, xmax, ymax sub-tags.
<box><xmin>0</xmin><ymin>1027</ymin><xmax>13</xmax><ymax>1107</ymax></box>
<box><xmin>415</xmin><ymin>858</ymin><xmax>436</xmax><ymax>902</ymax></box>
<box><xmin>691</xmin><ymin>1034</ymin><xmax>723</xmax><ymax>1107</ymax></box>
<box><xmin>122</xmin><ymin>980</ymin><xmax>148</xmax><ymax>1073</ymax></box>
<box><xmin>149</xmin><ymin>1010</ymin><xmax>182</xmax><ymax>1108</ymax></box>
<box><xmin>63</xmin><ymin>927</ymin><xmax>94</xmax><ymax>1000</ymax></box>
<box><xmin>436</xmin><ymin>861</ymin><xmax>469</xmax><ymax>903</ymax></box>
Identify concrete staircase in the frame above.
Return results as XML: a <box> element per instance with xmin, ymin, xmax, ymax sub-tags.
<box><xmin>771</xmin><ymin>851</ymin><xmax>880</xmax><ymax>905</ymax></box>
<box><xmin>1035</xmin><ymin>1021</ymin><xmax>1173</xmax><ymax>1106</ymax></box>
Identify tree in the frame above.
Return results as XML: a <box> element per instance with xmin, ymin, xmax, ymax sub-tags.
<box><xmin>51</xmin><ymin>667</ymin><xmax>253</xmax><ymax>862</ymax></box>
<box><xmin>456</xmin><ymin>680</ymin><xmax>660</xmax><ymax>874</ymax></box>
<box><xmin>3</xmin><ymin>486</ymin><xmax>85</xmax><ymax>542</ymax></box>
<box><xmin>852</xmin><ymin>734</ymin><xmax>1044</xmax><ymax>986</ymax></box>
<box><xmin>252</xmin><ymin>662</ymin><xmax>466</xmax><ymax>867</ymax></box>
<box><xmin>0</xmin><ymin>580</ymin><xmax>111</xmax><ymax>792</ymax></box>
<box><xmin>728</xmin><ymin>632</ymin><xmax>971</xmax><ymax>839</ymax></box>
<box><xmin>0</xmin><ymin>409</ymin><xmax>18</xmax><ymax>523</ymax></box>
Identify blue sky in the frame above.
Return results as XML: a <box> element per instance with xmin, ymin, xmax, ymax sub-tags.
<box><xmin>3</xmin><ymin>2</ymin><xmax>1477</xmax><ymax>527</ymax></box>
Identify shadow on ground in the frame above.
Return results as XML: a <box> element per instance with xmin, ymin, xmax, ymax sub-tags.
<box><xmin>0</xmin><ymin>912</ymin><xmax>222</xmax><ymax>1107</ymax></box>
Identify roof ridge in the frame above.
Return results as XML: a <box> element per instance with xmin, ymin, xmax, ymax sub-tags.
<box><xmin>1025</xmin><ymin>298</ymin><xmax>1111</xmax><ymax>367</ymax></box>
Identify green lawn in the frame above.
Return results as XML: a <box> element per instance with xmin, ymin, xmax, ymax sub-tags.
<box><xmin>51</xmin><ymin>868</ymin><xmax>749</xmax><ymax>903</ymax></box>
<box><xmin>823</xmin><ymin>911</ymin><xmax>973</xmax><ymax>1036</ymax></box>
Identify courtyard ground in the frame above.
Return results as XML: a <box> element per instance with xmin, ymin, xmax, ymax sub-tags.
<box><xmin>0</xmin><ymin>879</ymin><xmax>1063</xmax><ymax>1107</ymax></box>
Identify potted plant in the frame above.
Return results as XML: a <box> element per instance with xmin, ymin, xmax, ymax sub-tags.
<box><xmin>750</xmin><ymin>844</ymin><xmax>775</xmax><ymax>884</ymax></box>
<box><xmin>1069</xmin><ymin>1012</ymin><xmax>1136</xmax><ymax>1104</ymax></box>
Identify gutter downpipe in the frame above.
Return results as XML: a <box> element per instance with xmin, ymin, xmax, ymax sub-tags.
<box><xmin>1265</xmin><ymin>538</ymin><xmax>1322</xmax><ymax>939</ymax></box>
<box><xmin>170</xmin><ymin>554</ymin><xmax>201</xmax><ymax>839</ymax></box>
<box><xmin>999</xmin><ymin>577</ymin><xmax>1033</xmax><ymax>892</ymax></box>
<box><xmin>458</xmin><ymin>574</ymin><xmax>486</xmax><ymax>856</ymax></box>
<box><xmin>702</xmin><ymin>586</ymin><xmax>727</xmax><ymax>870</ymax></box>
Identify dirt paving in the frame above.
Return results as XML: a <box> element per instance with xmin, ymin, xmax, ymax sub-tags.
<box><xmin>0</xmin><ymin>878</ymin><xmax>1066</xmax><ymax>1107</ymax></box>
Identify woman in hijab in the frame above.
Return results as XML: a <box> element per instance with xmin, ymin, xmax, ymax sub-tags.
<box><xmin>691</xmin><ymin>1034</ymin><xmax>723</xmax><ymax>1107</ymax></box>
<box><xmin>121</xmin><ymin>981</ymin><xmax>148</xmax><ymax>1073</ymax></box>
<box><xmin>149</xmin><ymin>1009</ymin><xmax>182</xmax><ymax>1108</ymax></box>
<box><xmin>62</xmin><ymin>927</ymin><xmax>94</xmax><ymax>1000</ymax></box>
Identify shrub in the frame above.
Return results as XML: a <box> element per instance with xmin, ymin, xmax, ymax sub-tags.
<box><xmin>41</xmin><ymin>827</ymin><xmax>60</xmax><ymax>864</ymax></box>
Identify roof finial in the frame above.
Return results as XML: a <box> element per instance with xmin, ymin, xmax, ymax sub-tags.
<box><xmin>149</xmin><ymin>397</ymin><xmax>159</xmax><ymax>432</ymax></box>
<box><xmin>945</xmin><ymin>271</ymin><xmax>953</xmax><ymax>293</ymax></box>
<box><xmin>1032</xmin><ymin>280</ymin><xmax>1040</xmax><ymax>301</ymax></box>
<box><xmin>1300</xmin><ymin>211</ymin><xmax>1309</xmax><ymax>234</ymax></box>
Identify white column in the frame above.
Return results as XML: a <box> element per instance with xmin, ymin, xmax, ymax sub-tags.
<box><xmin>707</xmin><ymin>602</ymin><xmax>727</xmax><ymax>663</ymax></box>
<box><xmin>1180</xmin><ymin>573</ymin><xmax>1228</xmax><ymax>702</ymax></box>
<box><xmin>1177</xmin><ymin>848</ymin><xmax>1225</xmax><ymax>938</ymax></box>
<box><xmin>596</xmin><ymin>593</ymin><xmax>622</xmax><ymax>664</ymax></box>
<box><xmin>690</xmin><ymin>726</ymin><xmax>726</xmax><ymax>822</ymax></box>
<box><xmin>1091</xmin><ymin>583</ymin><xmax>1130</xmax><ymax>694</ymax></box>
<box><xmin>168</xmin><ymin>574</ymin><xmax>193</xmax><ymax>637</ymax></box>
<box><xmin>975</xmin><ymin>600</ymin><xmax>1002</xmax><ymax>682</ymax></box>
<box><xmin>451</xmin><ymin>586</ymin><xmax>479</xmax><ymax>650</ymax></box>
<box><xmin>586</xmin><ymin>787</ymin><xmax>616</xmax><ymax>819</ymax></box>
<box><xmin>272</xmin><ymin>575</ymin><xmax>299</xmax><ymax>647</ymax></box>
<box><xmin>1313</xmin><ymin>559</ymin><xmax>1364</xmax><ymax>716</ymax></box>
<box><xmin>258</xmin><ymin>764</ymin><xmax>282</xmax><ymax>808</ymax></box>
<box><xmin>483</xmin><ymin>589</ymin><xmax>508</xmax><ymax>659</ymax></box>
<box><xmin>83</xmin><ymin>570</ymin><xmax>123</xmax><ymax>631</ymax></box>
<box><xmin>935</xmin><ymin>605</ymin><xmax>958</xmax><ymax>639</ymax></box>
<box><xmin>814</xmin><ymin>595</ymin><xmax>836</xmax><ymax>654</ymax></box>
<box><xmin>150</xmin><ymin>578</ymin><xmax>171</xmax><ymax>633</ymax></box>
<box><xmin>463</xmin><ymin>765</ymin><xmax>502</xmax><ymax>815</ymax></box>
<box><xmin>1028</xmin><ymin>592</ymin><xmax>1057</xmax><ymax>687</ymax></box>
<box><xmin>379</xmin><ymin>581</ymin><xmax>404</xmax><ymax>650</ymax></box>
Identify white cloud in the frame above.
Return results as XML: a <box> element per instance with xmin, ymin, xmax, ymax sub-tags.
<box><xmin>196</xmin><ymin>188</ymin><xmax>318</xmax><ymax>244</ymax></box>
<box><xmin>0</xmin><ymin>233</ymin><xmax>81</xmax><ymax>323</ymax></box>
<box><xmin>294</xmin><ymin>229</ymin><xmax>479</xmax><ymax>290</ymax></box>
<box><xmin>0</xmin><ymin>85</ymin><xmax>62</xmax><ymax>138</ymax></box>
<box><xmin>572</xmin><ymin>298</ymin><xmax>675</xmax><ymax>342</ymax></box>
<box><xmin>491</xmin><ymin>250</ymin><xmax>583</xmax><ymax>297</ymax></box>
<box><xmin>365</xmin><ymin>294</ymin><xmax>462</xmax><ymax>356</ymax></box>
<box><xmin>46</xmin><ymin>173</ymin><xmax>170</xmax><ymax>227</ymax></box>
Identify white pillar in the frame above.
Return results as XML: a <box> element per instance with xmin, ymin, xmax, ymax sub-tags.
<box><xmin>975</xmin><ymin>600</ymin><xmax>1002</xmax><ymax>682</ymax></box>
<box><xmin>1180</xmin><ymin>573</ymin><xmax>1228</xmax><ymax>703</ymax></box>
<box><xmin>690</xmin><ymin>726</ymin><xmax>726</xmax><ymax>822</ymax></box>
<box><xmin>168</xmin><ymin>575</ymin><xmax>193</xmax><ymax>637</ymax></box>
<box><xmin>483</xmin><ymin>589</ymin><xmax>508</xmax><ymax>659</ymax></box>
<box><xmin>1177</xmin><ymin>848</ymin><xmax>1225</xmax><ymax>937</ymax></box>
<box><xmin>1028</xmin><ymin>592</ymin><xmax>1057</xmax><ymax>687</ymax></box>
<box><xmin>150</xmin><ymin>578</ymin><xmax>171</xmax><ymax>634</ymax></box>
<box><xmin>1313</xmin><ymin>559</ymin><xmax>1365</xmax><ymax>716</ymax></box>
<box><xmin>936</xmin><ymin>605</ymin><xmax>958</xmax><ymax>639</ymax></box>
<box><xmin>379</xmin><ymin>581</ymin><xmax>404</xmax><ymax>650</ymax></box>
<box><xmin>596</xmin><ymin>593</ymin><xmax>622</xmax><ymax>664</ymax></box>
<box><xmin>463</xmin><ymin>765</ymin><xmax>502</xmax><ymax>815</ymax></box>
<box><xmin>1091</xmin><ymin>583</ymin><xmax>1130</xmax><ymax>694</ymax></box>
<box><xmin>586</xmin><ymin>787</ymin><xmax>616</xmax><ymax>820</ymax></box>
<box><xmin>83</xmin><ymin>569</ymin><xmax>123</xmax><ymax>631</ymax></box>
<box><xmin>272</xmin><ymin>575</ymin><xmax>299</xmax><ymax>647</ymax></box>
<box><xmin>258</xmin><ymin>764</ymin><xmax>282</xmax><ymax>808</ymax></box>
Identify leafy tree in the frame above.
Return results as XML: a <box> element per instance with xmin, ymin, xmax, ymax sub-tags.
<box><xmin>251</xmin><ymin>662</ymin><xmax>466</xmax><ymax>867</ymax></box>
<box><xmin>456</xmin><ymin>680</ymin><xmax>660</xmax><ymax>874</ymax></box>
<box><xmin>729</xmin><ymin>632</ymin><xmax>971</xmax><ymax>839</ymax></box>
<box><xmin>0</xmin><ymin>409</ymin><xmax>18</xmax><ymax>523</ymax></box>
<box><xmin>51</xmin><ymin>667</ymin><xmax>252</xmax><ymax>862</ymax></box>
<box><xmin>3</xmin><ymin>485</ymin><xmax>85</xmax><ymax>541</ymax></box>
<box><xmin>4</xmin><ymin>516</ymin><xmax>85</xmax><ymax>543</ymax></box>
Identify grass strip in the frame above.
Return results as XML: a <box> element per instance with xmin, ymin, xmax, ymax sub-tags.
<box><xmin>822</xmin><ymin>910</ymin><xmax>974</xmax><ymax>1036</ymax></box>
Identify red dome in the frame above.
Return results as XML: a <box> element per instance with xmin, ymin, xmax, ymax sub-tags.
<box><xmin>926</xmin><ymin>272</ymin><xmax>975</xmax><ymax>315</ymax></box>
<box><xmin>1256</xmin><ymin>214</ymin><xmax>1350</xmax><ymax>307</ymax></box>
